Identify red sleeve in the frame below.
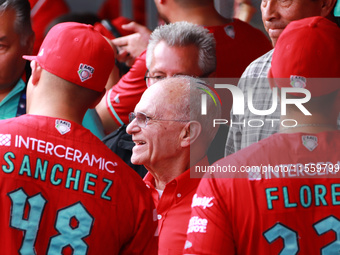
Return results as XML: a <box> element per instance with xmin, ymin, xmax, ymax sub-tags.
<box><xmin>184</xmin><ymin>177</ymin><xmax>236</xmax><ymax>255</ymax></box>
<box><xmin>106</xmin><ymin>51</ymin><xmax>147</xmax><ymax>125</ymax></box>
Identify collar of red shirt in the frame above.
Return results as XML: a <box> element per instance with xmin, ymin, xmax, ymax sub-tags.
<box><xmin>143</xmin><ymin>156</ymin><xmax>210</xmax><ymax>201</ymax></box>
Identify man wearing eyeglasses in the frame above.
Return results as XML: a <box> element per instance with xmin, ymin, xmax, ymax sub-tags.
<box><xmin>96</xmin><ymin>0</ymin><xmax>272</xmax><ymax>136</ymax></box>
<box><xmin>97</xmin><ymin>21</ymin><xmax>216</xmax><ymax>134</ymax></box>
<box><xmin>126</xmin><ymin>76</ymin><xmax>221</xmax><ymax>254</ymax></box>
<box><xmin>99</xmin><ymin>22</ymin><xmax>216</xmax><ymax>177</ymax></box>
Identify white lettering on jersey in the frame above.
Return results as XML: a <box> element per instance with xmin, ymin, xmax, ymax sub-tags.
<box><xmin>187</xmin><ymin>216</ymin><xmax>208</xmax><ymax>234</ymax></box>
<box><xmin>191</xmin><ymin>194</ymin><xmax>214</xmax><ymax>209</ymax></box>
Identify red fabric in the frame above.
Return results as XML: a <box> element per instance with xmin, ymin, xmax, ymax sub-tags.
<box><xmin>98</xmin><ymin>0</ymin><xmax>146</xmax><ymax>25</ymax></box>
<box><xmin>29</xmin><ymin>0</ymin><xmax>69</xmax><ymax>55</ymax></box>
<box><xmin>112</xmin><ymin>16</ymin><xmax>136</xmax><ymax>36</ymax></box>
<box><xmin>107</xmin><ymin>50</ymin><xmax>147</xmax><ymax>125</ymax></box>
<box><xmin>0</xmin><ymin>115</ymin><xmax>158</xmax><ymax>254</ymax></box>
<box><xmin>144</xmin><ymin>157</ymin><xmax>209</xmax><ymax>255</ymax></box>
<box><xmin>269</xmin><ymin>17</ymin><xmax>340</xmax><ymax>97</ymax></box>
<box><xmin>185</xmin><ymin>131</ymin><xmax>340</xmax><ymax>254</ymax></box>
<box><xmin>94</xmin><ymin>16</ymin><xmax>136</xmax><ymax>40</ymax></box>
<box><xmin>207</xmin><ymin>19</ymin><xmax>272</xmax><ymax>78</ymax></box>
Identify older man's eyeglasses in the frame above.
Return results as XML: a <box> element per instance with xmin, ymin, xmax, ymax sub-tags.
<box><xmin>144</xmin><ymin>71</ymin><xmax>165</xmax><ymax>87</ymax></box>
<box><xmin>129</xmin><ymin>112</ymin><xmax>190</xmax><ymax>128</ymax></box>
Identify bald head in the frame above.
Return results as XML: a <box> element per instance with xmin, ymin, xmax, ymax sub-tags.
<box><xmin>143</xmin><ymin>76</ymin><xmax>221</xmax><ymax>144</ymax></box>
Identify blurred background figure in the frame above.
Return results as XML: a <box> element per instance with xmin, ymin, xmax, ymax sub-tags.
<box><xmin>29</xmin><ymin>0</ymin><xmax>69</xmax><ymax>55</ymax></box>
<box><xmin>0</xmin><ymin>0</ymin><xmax>34</xmax><ymax>120</ymax></box>
<box><xmin>98</xmin><ymin>0</ymin><xmax>146</xmax><ymax>26</ymax></box>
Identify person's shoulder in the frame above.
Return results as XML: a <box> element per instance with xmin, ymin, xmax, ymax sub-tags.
<box><xmin>0</xmin><ymin>115</ymin><xmax>33</xmax><ymax>129</ymax></box>
<box><xmin>103</xmin><ymin>143</ymin><xmax>149</xmax><ymax>188</ymax></box>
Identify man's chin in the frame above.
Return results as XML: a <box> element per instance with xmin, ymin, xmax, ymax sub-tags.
<box><xmin>130</xmin><ymin>155</ymin><xmax>144</xmax><ymax>166</ymax></box>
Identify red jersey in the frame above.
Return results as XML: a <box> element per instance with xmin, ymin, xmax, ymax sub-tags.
<box><xmin>144</xmin><ymin>157</ymin><xmax>209</xmax><ymax>255</ymax></box>
<box><xmin>29</xmin><ymin>0</ymin><xmax>70</xmax><ymax>55</ymax></box>
<box><xmin>207</xmin><ymin>19</ymin><xmax>272</xmax><ymax>78</ymax></box>
<box><xmin>0</xmin><ymin>115</ymin><xmax>157</xmax><ymax>255</ymax></box>
<box><xmin>106</xmin><ymin>21</ymin><xmax>272</xmax><ymax>126</ymax></box>
<box><xmin>106</xmin><ymin>50</ymin><xmax>147</xmax><ymax>126</ymax></box>
<box><xmin>185</xmin><ymin>131</ymin><xmax>340</xmax><ymax>254</ymax></box>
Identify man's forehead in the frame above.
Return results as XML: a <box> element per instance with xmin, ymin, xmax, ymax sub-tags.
<box><xmin>150</xmin><ymin>41</ymin><xmax>201</xmax><ymax>75</ymax></box>
<box><xmin>136</xmin><ymin>85</ymin><xmax>164</xmax><ymax>113</ymax></box>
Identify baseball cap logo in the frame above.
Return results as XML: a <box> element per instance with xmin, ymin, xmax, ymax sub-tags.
<box><xmin>78</xmin><ymin>63</ymin><xmax>95</xmax><ymax>82</ymax></box>
<box><xmin>290</xmin><ymin>75</ymin><xmax>306</xmax><ymax>88</ymax></box>
<box><xmin>55</xmin><ymin>119</ymin><xmax>71</xmax><ymax>135</ymax></box>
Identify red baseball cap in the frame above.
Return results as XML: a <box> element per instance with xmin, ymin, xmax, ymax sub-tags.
<box><xmin>268</xmin><ymin>16</ymin><xmax>340</xmax><ymax>97</ymax></box>
<box><xmin>23</xmin><ymin>22</ymin><xmax>115</xmax><ymax>92</ymax></box>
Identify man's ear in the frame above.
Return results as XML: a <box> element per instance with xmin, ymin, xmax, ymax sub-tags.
<box><xmin>180</xmin><ymin>121</ymin><xmax>202</xmax><ymax>148</ymax></box>
<box><xmin>321</xmin><ymin>0</ymin><xmax>337</xmax><ymax>17</ymax></box>
<box><xmin>30</xmin><ymin>60</ymin><xmax>42</xmax><ymax>86</ymax></box>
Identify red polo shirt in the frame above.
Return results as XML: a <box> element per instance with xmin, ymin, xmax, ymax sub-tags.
<box><xmin>144</xmin><ymin>157</ymin><xmax>209</xmax><ymax>255</ymax></box>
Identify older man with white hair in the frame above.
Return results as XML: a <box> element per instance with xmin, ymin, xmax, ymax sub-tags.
<box><xmin>127</xmin><ymin>76</ymin><xmax>221</xmax><ymax>254</ymax></box>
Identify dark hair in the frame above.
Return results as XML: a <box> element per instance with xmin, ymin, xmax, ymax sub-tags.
<box><xmin>0</xmin><ymin>0</ymin><xmax>33</xmax><ymax>45</ymax></box>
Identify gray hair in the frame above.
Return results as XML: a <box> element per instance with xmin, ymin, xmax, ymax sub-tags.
<box><xmin>0</xmin><ymin>0</ymin><xmax>33</xmax><ymax>46</ymax></box>
<box><xmin>146</xmin><ymin>21</ymin><xmax>216</xmax><ymax>77</ymax></box>
<box><xmin>157</xmin><ymin>76</ymin><xmax>221</xmax><ymax>145</ymax></box>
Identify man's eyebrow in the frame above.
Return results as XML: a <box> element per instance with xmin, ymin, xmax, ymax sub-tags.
<box><xmin>0</xmin><ymin>36</ymin><xmax>7</xmax><ymax>42</ymax></box>
<box><xmin>149</xmin><ymin>69</ymin><xmax>165</xmax><ymax>75</ymax></box>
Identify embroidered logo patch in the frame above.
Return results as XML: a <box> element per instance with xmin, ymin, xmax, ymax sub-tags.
<box><xmin>55</xmin><ymin>120</ymin><xmax>71</xmax><ymax>135</ymax></box>
<box><xmin>78</xmin><ymin>64</ymin><xmax>94</xmax><ymax>82</ymax></box>
<box><xmin>0</xmin><ymin>134</ymin><xmax>11</xmax><ymax>146</ymax></box>
<box><xmin>38</xmin><ymin>48</ymin><xmax>44</xmax><ymax>57</ymax></box>
<box><xmin>114</xmin><ymin>94</ymin><xmax>120</xmax><ymax>104</ymax></box>
<box><xmin>302</xmin><ymin>135</ymin><xmax>318</xmax><ymax>151</ymax></box>
<box><xmin>290</xmin><ymin>75</ymin><xmax>306</xmax><ymax>88</ymax></box>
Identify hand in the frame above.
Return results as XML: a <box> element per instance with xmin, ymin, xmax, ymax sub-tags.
<box><xmin>104</xmin><ymin>37</ymin><xmax>120</xmax><ymax>89</ymax></box>
<box><xmin>112</xmin><ymin>22</ymin><xmax>151</xmax><ymax>66</ymax></box>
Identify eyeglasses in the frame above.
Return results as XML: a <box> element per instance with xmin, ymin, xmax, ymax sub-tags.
<box><xmin>129</xmin><ymin>112</ymin><xmax>190</xmax><ymax>128</ymax></box>
<box><xmin>144</xmin><ymin>70</ymin><xmax>205</xmax><ymax>87</ymax></box>
<box><xmin>144</xmin><ymin>71</ymin><xmax>165</xmax><ymax>87</ymax></box>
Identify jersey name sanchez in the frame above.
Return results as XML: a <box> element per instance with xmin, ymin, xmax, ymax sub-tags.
<box><xmin>0</xmin><ymin>115</ymin><xmax>157</xmax><ymax>255</ymax></box>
